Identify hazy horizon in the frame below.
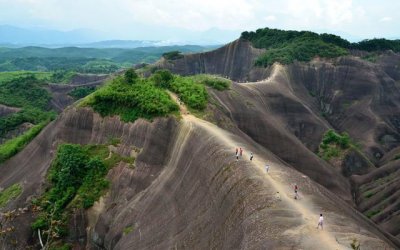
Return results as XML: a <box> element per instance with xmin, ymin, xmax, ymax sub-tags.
<box><xmin>0</xmin><ymin>0</ymin><xmax>399</xmax><ymax>45</ymax></box>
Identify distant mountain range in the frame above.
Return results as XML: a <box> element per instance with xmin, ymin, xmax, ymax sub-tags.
<box><xmin>0</xmin><ymin>25</ymin><xmax>225</xmax><ymax>48</ymax></box>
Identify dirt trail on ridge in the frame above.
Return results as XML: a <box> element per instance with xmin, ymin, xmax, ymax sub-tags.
<box><xmin>169</xmin><ymin>92</ymin><xmax>347</xmax><ymax>249</ymax></box>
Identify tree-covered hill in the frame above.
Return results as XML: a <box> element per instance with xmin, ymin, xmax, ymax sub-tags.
<box><xmin>241</xmin><ymin>28</ymin><xmax>400</xmax><ymax>66</ymax></box>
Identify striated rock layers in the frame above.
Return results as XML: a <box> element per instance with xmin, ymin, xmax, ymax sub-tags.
<box><xmin>0</xmin><ymin>106</ymin><xmax>398</xmax><ymax>249</ymax></box>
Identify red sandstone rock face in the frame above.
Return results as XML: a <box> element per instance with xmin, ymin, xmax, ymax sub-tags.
<box><xmin>0</xmin><ymin>107</ymin><xmax>397</xmax><ymax>249</ymax></box>
<box><xmin>157</xmin><ymin>41</ymin><xmax>400</xmax><ymax>246</ymax></box>
<box><xmin>1</xmin><ymin>42</ymin><xmax>400</xmax><ymax>248</ymax></box>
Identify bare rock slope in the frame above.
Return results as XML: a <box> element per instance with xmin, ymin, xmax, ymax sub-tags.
<box><xmin>159</xmin><ymin>40</ymin><xmax>400</xmax><ymax>245</ymax></box>
<box><xmin>1</xmin><ymin>41</ymin><xmax>400</xmax><ymax>249</ymax></box>
<box><xmin>0</xmin><ymin>105</ymin><xmax>397</xmax><ymax>249</ymax></box>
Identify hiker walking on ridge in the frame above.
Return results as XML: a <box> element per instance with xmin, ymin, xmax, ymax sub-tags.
<box><xmin>236</xmin><ymin>151</ymin><xmax>239</xmax><ymax>161</ymax></box>
<box><xmin>317</xmin><ymin>214</ymin><xmax>324</xmax><ymax>230</ymax></box>
<box><xmin>236</xmin><ymin>148</ymin><xmax>238</xmax><ymax>155</ymax></box>
<box><xmin>265</xmin><ymin>164</ymin><xmax>270</xmax><ymax>173</ymax></box>
<box><xmin>239</xmin><ymin>147</ymin><xmax>243</xmax><ymax>157</ymax></box>
<box><xmin>294</xmin><ymin>184</ymin><xmax>299</xmax><ymax>200</ymax></box>
<box><xmin>250</xmin><ymin>152</ymin><xmax>254</xmax><ymax>161</ymax></box>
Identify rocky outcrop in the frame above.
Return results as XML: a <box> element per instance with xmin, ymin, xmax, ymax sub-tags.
<box><xmin>0</xmin><ymin>104</ymin><xmax>20</xmax><ymax>117</ymax></box>
<box><xmin>48</xmin><ymin>74</ymin><xmax>108</xmax><ymax>112</ymax></box>
<box><xmin>0</xmin><ymin>107</ymin><xmax>398</xmax><ymax>249</ymax></box>
<box><xmin>352</xmin><ymin>160</ymin><xmax>400</xmax><ymax>239</ymax></box>
<box><xmin>157</xmin><ymin>39</ymin><xmax>270</xmax><ymax>81</ymax></box>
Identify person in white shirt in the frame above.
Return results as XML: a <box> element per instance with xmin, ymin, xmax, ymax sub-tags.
<box><xmin>317</xmin><ymin>214</ymin><xmax>324</xmax><ymax>229</ymax></box>
<box><xmin>265</xmin><ymin>164</ymin><xmax>270</xmax><ymax>173</ymax></box>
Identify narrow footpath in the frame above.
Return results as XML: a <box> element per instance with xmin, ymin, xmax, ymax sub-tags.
<box><xmin>168</xmin><ymin>91</ymin><xmax>345</xmax><ymax>249</ymax></box>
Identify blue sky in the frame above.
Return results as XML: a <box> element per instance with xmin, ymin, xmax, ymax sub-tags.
<box><xmin>0</xmin><ymin>0</ymin><xmax>398</xmax><ymax>43</ymax></box>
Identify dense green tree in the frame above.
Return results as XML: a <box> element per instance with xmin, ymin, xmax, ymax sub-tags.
<box><xmin>151</xmin><ymin>69</ymin><xmax>174</xmax><ymax>88</ymax></box>
<box><xmin>124</xmin><ymin>68</ymin><xmax>139</xmax><ymax>83</ymax></box>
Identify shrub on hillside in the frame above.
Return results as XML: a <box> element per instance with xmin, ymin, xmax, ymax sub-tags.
<box><xmin>151</xmin><ymin>69</ymin><xmax>175</xmax><ymax>88</ymax></box>
<box><xmin>68</xmin><ymin>86</ymin><xmax>96</xmax><ymax>100</ymax></box>
<box><xmin>241</xmin><ymin>28</ymin><xmax>349</xmax><ymax>66</ymax></box>
<box><xmin>124</xmin><ymin>68</ymin><xmax>139</xmax><ymax>84</ymax></box>
<box><xmin>87</xmin><ymin>77</ymin><xmax>178</xmax><ymax>121</ymax></box>
<box><xmin>189</xmin><ymin>74</ymin><xmax>231</xmax><ymax>90</ymax></box>
<box><xmin>170</xmin><ymin>76</ymin><xmax>208</xmax><ymax>110</ymax></box>
<box><xmin>162</xmin><ymin>51</ymin><xmax>184</xmax><ymax>60</ymax></box>
<box><xmin>254</xmin><ymin>37</ymin><xmax>348</xmax><ymax>67</ymax></box>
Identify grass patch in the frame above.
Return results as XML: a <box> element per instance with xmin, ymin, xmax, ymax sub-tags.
<box><xmin>108</xmin><ymin>137</ymin><xmax>121</xmax><ymax>146</ymax></box>
<box><xmin>0</xmin><ymin>71</ymin><xmax>53</xmax><ymax>82</ymax></box>
<box><xmin>365</xmin><ymin>209</ymin><xmax>380</xmax><ymax>219</ymax></box>
<box><xmin>0</xmin><ymin>183</ymin><xmax>22</xmax><ymax>208</ymax></box>
<box><xmin>188</xmin><ymin>74</ymin><xmax>231</xmax><ymax>90</ymax></box>
<box><xmin>123</xmin><ymin>226</ymin><xmax>134</xmax><ymax>235</ymax></box>
<box><xmin>68</xmin><ymin>86</ymin><xmax>96</xmax><ymax>100</ymax></box>
<box><xmin>361</xmin><ymin>53</ymin><xmax>378</xmax><ymax>63</ymax></box>
<box><xmin>318</xmin><ymin>129</ymin><xmax>351</xmax><ymax>161</ymax></box>
<box><xmin>0</xmin><ymin>120</ymin><xmax>50</xmax><ymax>163</ymax></box>
<box><xmin>363</xmin><ymin>191</ymin><xmax>375</xmax><ymax>199</ymax></box>
<box><xmin>169</xmin><ymin>76</ymin><xmax>208</xmax><ymax>110</ymax></box>
<box><xmin>393</xmin><ymin>154</ymin><xmax>400</xmax><ymax>161</ymax></box>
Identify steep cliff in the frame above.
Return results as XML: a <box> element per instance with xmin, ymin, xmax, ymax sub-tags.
<box><xmin>156</xmin><ymin>39</ymin><xmax>400</xmax><ymax>243</ymax></box>
<box><xmin>0</xmin><ymin>107</ymin><xmax>398</xmax><ymax>249</ymax></box>
<box><xmin>156</xmin><ymin>39</ymin><xmax>270</xmax><ymax>81</ymax></box>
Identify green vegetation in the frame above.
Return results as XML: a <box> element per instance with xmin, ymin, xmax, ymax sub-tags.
<box><xmin>150</xmin><ymin>71</ymin><xmax>229</xmax><ymax>110</ymax></box>
<box><xmin>0</xmin><ymin>74</ymin><xmax>56</xmax><ymax>163</ymax></box>
<box><xmin>123</xmin><ymin>226</ymin><xmax>134</xmax><ymax>235</ymax></box>
<box><xmin>170</xmin><ymin>76</ymin><xmax>208</xmax><ymax>110</ymax></box>
<box><xmin>0</xmin><ymin>74</ymin><xmax>57</xmax><ymax>163</ymax></box>
<box><xmin>32</xmin><ymin>143</ymin><xmax>134</xmax><ymax>246</ymax></box>
<box><xmin>0</xmin><ymin>45</ymin><xmax>216</xmax><ymax>73</ymax></box>
<box><xmin>108</xmin><ymin>137</ymin><xmax>121</xmax><ymax>146</ymax></box>
<box><xmin>0</xmin><ymin>121</ymin><xmax>49</xmax><ymax>163</ymax></box>
<box><xmin>241</xmin><ymin>28</ymin><xmax>348</xmax><ymax>66</ymax></box>
<box><xmin>363</xmin><ymin>191</ymin><xmax>375</xmax><ymax>199</ymax></box>
<box><xmin>0</xmin><ymin>70</ymin><xmax>76</xmax><ymax>84</ymax></box>
<box><xmin>0</xmin><ymin>71</ymin><xmax>52</xmax><ymax>82</ymax></box>
<box><xmin>319</xmin><ymin>129</ymin><xmax>351</xmax><ymax>160</ymax></box>
<box><xmin>188</xmin><ymin>74</ymin><xmax>231</xmax><ymax>90</ymax></box>
<box><xmin>350</xmin><ymin>239</ymin><xmax>361</xmax><ymax>250</ymax></box>
<box><xmin>85</xmin><ymin>76</ymin><xmax>179</xmax><ymax>122</ymax></box>
<box><xmin>50</xmin><ymin>70</ymin><xmax>77</xmax><ymax>83</ymax></box>
<box><xmin>124</xmin><ymin>68</ymin><xmax>139</xmax><ymax>83</ymax></box>
<box><xmin>84</xmin><ymin>69</ymin><xmax>230</xmax><ymax>121</ymax></box>
<box><xmin>150</xmin><ymin>69</ymin><xmax>174</xmax><ymax>88</ymax></box>
<box><xmin>355</xmin><ymin>38</ymin><xmax>400</xmax><ymax>52</ymax></box>
<box><xmin>241</xmin><ymin>27</ymin><xmax>400</xmax><ymax>67</ymax></box>
<box><xmin>0</xmin><ymin>74</ymin><xmax>51</xmax><ymax>109</ymax></box>
<box><xmin>0</xmin><ymin>183</ymin><xmax>22</xmax><ymax>208</ymax></box>
<box><xmin>254</xmin><ymin>38</ymin><xmax>348</xmax><ymax>66</ymax></box>
<box><xmin>361</xmin><ymin>53</ymin><xmax>379</xmax><ymax>63</ymax></box>
<box><xmin>365</xmin><ymin>209</ymin><xmax>380</xmax><ymax>219</ymax></box>
<box><xmin>68</xmin><ymin>86</ymin><xmax>96</xmax><ymax>100</ymax></box>
<box><xmin>162</xmin><ymin>51</ymin><xmax>184</xmax><ymax>60</ymax></box>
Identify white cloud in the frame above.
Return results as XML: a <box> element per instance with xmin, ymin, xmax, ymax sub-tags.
<box><xmin>265</xmin><ymin>15</ymin><xmax>276</xmax><ymax>22</ymax></box>
<box><xmin>122</xmin><ymin>0</ymin><xmax>257</xmax><ymax>31</ymax></box>
<box><xmin>380</xmin><ymin>16</ymin><xmax>392</xmax><ymax>22</ymax></box>
<box><xmin>0</xmin><ymin>0</ymin><xmax>398</xmax><ymax>41</ymax></box>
